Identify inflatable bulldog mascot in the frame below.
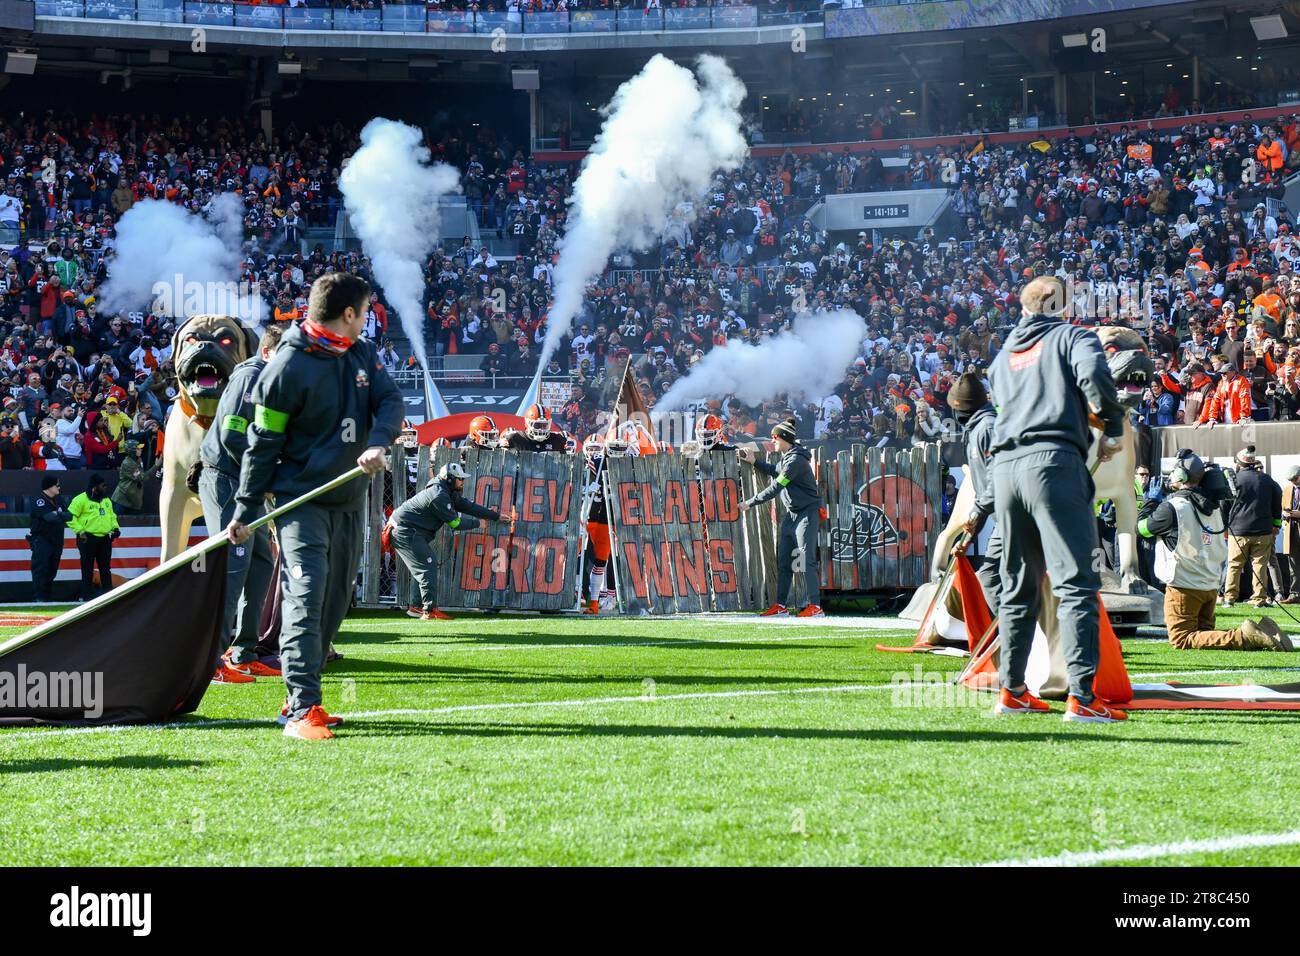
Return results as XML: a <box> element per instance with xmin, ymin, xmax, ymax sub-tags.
<box><xmin>159</xmin><ymin>314</ymin><xmax>260</xmax><ymax>560</ymax></box>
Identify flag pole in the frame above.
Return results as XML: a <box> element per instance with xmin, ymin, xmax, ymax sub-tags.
<box><xmin>0</xmin><ymin>465</ymin><xmax>368</xmax><ymax>659</ymax></box>
<box><xmin>604</xmin><ymin>356</ymin><xmax>632</xmax><ymax>439</ymax></box>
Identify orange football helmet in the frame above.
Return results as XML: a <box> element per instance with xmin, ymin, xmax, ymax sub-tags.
<box><xmin>523</xmin><ymin>403</ymin><xmax>551</xmax><ymax>441</ymax></box>
<box><xmin>467</xmin><ymin>414</ymin><xmax>499</xmax><ymax>449</ymax></box>
<box><xmin>697</xmin><ymin>413</ymin><xmax>725</xmax><ymax>449</ymax></box>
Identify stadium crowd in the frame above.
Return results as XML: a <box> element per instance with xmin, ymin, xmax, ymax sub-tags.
<box><xmin>3</xmin><ymin>105</ymin><xmax>1300</xmax><ymax>488</ymax></box>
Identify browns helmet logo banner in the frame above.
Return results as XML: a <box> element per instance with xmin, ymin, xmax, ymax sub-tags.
<box><xmin>831</xmin><ymin>474</ymin><xmax>931</xmax><ymax>561</ymax></box>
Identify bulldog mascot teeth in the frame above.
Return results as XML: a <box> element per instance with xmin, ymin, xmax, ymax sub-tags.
<box><xmin>159</xmin><ymin>314</ymin><xmax>260</xmax><ymax>560</ymax></box>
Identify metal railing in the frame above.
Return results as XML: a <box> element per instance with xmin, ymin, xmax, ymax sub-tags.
<box><xmin>35</xmin><ymin>0</ymin><xmax>818</xmax><ymax>34</ymax></box>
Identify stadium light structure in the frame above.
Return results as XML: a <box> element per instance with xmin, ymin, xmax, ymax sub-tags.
<box><xmin>1250</xmin><ymin>15</ymin><xmax>1288</xmax><ymax>41</ymax></box>
<box><xmin>3</xmin><ymin>51</ymin><xmax>36</xmax><ymax>75</ymax></box>
<box><xmin>1061</xmin><ymin>33</ymin><xmax>1088</xmax><ymax>48</ymax></box>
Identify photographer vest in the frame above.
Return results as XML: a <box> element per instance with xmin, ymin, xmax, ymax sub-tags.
<box><xmin>1154</xmin><ymin>494</ymin><xmax>1228</xmax><ymax>592</ymax></box>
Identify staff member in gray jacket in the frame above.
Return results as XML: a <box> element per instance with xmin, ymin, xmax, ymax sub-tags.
<box><xmin>739</xmin><ymin>417</ymin><xmax>823</xmax><ymax>618</ymax></box>
<box><xmin>198</xmin><ymin>323</ymin><xmax>282</xmax><ymax>683</ymax></box>
<box><xmin>228</xmin><ymin>272</ymin><xmax>403</xmax><ymax>741</ymax></box>
<box><xmin>386</xmin><ymin>461</ymin><xmax>508</xmax><ymax>621</ymax></box>
<box><xmin>947</xmin><ymin>371</ymin><xmax>1001</xmax><ymax>615</ymax></box>
<box><xmin>987</xmin><ymin>276</ymin><xmax>1127</xmax><ymax>723</ymax></box>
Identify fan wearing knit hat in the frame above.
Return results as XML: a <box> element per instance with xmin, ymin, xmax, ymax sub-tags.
<box><xmin>738</xmin><ymin>417</ymin><xmax>824</xmax><ymax>618</ymax></box>
<box><xmin>946</xmin><ymin>371</ymin><xmax>1001</xmax><ymax>614</ymax></box>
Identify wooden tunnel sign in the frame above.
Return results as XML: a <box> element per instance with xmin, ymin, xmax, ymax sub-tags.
<box><xmin>604</xmin><ymin>451</ymin><xmax>756</xmax><ymax>615</ymax></box>
<box><xmin>370</xmin><ymin>443</ymin><xmax>941</xmax><ymax>613</ymax></box>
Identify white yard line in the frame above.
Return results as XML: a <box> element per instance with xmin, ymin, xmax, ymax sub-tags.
<box><xmin>353</xmin><ymin>630</ymin><xmax>895</xmax><ymax>655</ymax></box>
<box><xmin>979</xmin><ymin>829</ymin><xmax>1300</xmax><ymax>867</ymax></box>
<box><xmin>694</xmin><ymin>614</ymin><xmax>915</xmax><ymax>630</ymax></box>
<box><xmin>5</xmin><ymin>662</ymin><xmax>1296</xmax><ymax>743</ymax></box>
<box><xmin>0</xmin><ymin>681</ymin><xmax>907</xmax><ymax>742</ymax></box>
<box><xmin>1128</xmin><ymin>666</ymin><xmax>1300</xmax><ymax>680</ymax></box>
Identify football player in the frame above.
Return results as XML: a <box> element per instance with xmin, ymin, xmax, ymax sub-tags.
<box><xmin>696</xmin><ymin>412</ymin><xmax>735</xmax><ymax>452</ymax></box>
<box><xmin>580</xmin><ymin>433</ymin><xmax>619</xmax><ymax>615</ymax></box>
<box><xmin>466</xmin><ymin>414</ymin><xmax>500</xmax><ymax>451</ymax></box>
<box><xmin>502</xmin><ymin>403</ymin><xmax>569</xmax><ymax>453</ymax></box>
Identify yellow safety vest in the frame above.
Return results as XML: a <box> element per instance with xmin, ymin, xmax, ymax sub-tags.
<box><xmin>69</xmin><ymin>492</ymin><xmax>119</xmax><ymax>536</ymax></box>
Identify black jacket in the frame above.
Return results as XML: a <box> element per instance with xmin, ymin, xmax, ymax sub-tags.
<box><xmin>29</xmin><ymin>492</ymin><xmax>71</xmax><ymax>542</ymax></box>
<box><xmin>233</xmin><ymin>325</ymin><xmax>403</xmax><ymax>522</ymax></box>
<box><xmin>1228</xmin><ymin>466</ymin><xmax>1283</xmax><ymax>537</ymax></box>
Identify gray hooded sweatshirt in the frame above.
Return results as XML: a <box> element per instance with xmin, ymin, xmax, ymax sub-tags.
<box><xmin>987</xmin><ymin>313</ymin><xmax>1125</xmax><ymax>462</ymax></box>
<box><xmin>746</xmin><ymin>443</ymin><xmax>821</xmax><ymax>512</ymax></box>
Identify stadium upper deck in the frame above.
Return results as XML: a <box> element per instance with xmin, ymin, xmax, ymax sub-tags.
<box><xmin>3</xmin><ymin>1</ymin><xmax>1300</xmax><ymax>151</ymax></box>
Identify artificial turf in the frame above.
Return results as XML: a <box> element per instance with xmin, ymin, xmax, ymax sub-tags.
<box><xmin>1</xmin><ymin>602</ymin><xmax>1299</xmax><ymax>866</ymax></box>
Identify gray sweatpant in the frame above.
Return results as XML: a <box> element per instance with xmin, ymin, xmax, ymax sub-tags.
<box><xmin>993</xmin><ymin>448</ymin><xmax>1101</xmax><ymax>702</ymax></box>
<box><xmin>392</xmin><ymin>515</ymin><xmax>481</xmax><ymax>612</ymax></box>
<box><xmin>777</xmin><ymin>506</ymin><xmax>821</xmax><ymax>608</ymax></box>
<box><xmin>199</xmin><ymin>467</ymin><xmax>275</xmax><ymax>665</ymax></box>
<box><xmin>975</xmin><ymin>526</ymin><xmax>1003</xmax><ymax>621</ymax></box>
<box><xmin>278</xmin><ymin>502</ymin><xmax>364</xmax><ymax>719</ymax></box>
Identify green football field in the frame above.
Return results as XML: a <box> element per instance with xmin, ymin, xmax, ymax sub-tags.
<box><xmin>2</xmin><ymin>603</ymin><xmax>1300</xmax><ymax>867</ymax></box>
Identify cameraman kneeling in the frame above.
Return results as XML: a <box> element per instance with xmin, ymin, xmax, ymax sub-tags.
<box><xmin>1139</xmin><ymin>451</ymin><xmax>1290</xmax><ymax>651</ymax></box>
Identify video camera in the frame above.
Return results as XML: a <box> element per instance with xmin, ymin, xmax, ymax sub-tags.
<box><xmin>1159</xmin><ymin>447</ymin><xmax>1237</xmax><ymax>503</ymax></box>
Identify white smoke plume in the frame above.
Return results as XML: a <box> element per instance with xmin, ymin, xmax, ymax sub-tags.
<box><xmin>539</xmin><ymin>53</ymin><xmax>748</xmax><ymax>369</ymax></box>
<box><xmin>100</xmin><ymin>192</ymin><xmax>264</xmax><ymax>326</ymax></box>
<box><xmin>654</xmin><ymin>309</ymin><xmax>868</xmax><ymax>413</ymax></box>
<box><xmin>340</xmin><ymin>118</ymin><xmax>461</xmax><ymax>370</ymax></box>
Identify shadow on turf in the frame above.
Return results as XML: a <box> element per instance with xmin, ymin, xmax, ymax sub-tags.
<box><xmin>342</xmin><ymin>720</ymin><xmax>1235</xmax><ymax>745</ymax></box>
<box><xmin>326</xmin><ymin>657</ymin><xmax>851</xmax><ymax>688</ymax></box>
<box><xmin>0</xmin><ymin>755</ymin><xmax>209</xmax><ymax>774</ymax></box>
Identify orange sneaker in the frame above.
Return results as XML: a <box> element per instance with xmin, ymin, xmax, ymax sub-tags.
<box><xmin>1064</xmin><ymin>695</ymin><xmax>1128</xmax><ymax>723</ymax></box>
<box><xmin>405</xmin><ymin>605</ymin><xmax>424</xmax><ymax>619</ymax></box>
<box><xmin>211</xmin><ymin>662</ymin><xmax>255</xmax><ymax>684</ymax></box>
<box><xmin>421</xmin><ymin>607</ymin><xmax>453</xmax><ymax>621</ymax></box>
<box><xmin>283</xmin><ymin>705</ymin><xmax>336</xmax><ymax>741</ymax></box>
<box><xmin>992</xmin><ymin>688</ymin><xmax>1051</xmax><ymax>715</ymax></box>
<box><xmin>795</xmin><ymin>604</ymin><xmax>825</xmax><ymax>618</ymax></box>
<box><xmin>583</xmin><ymin>599</ymin><xmax>599</xmax><ymax>615</ymax></box>
<box><xmin>277</xmin><ymin>700</ymin><xmax>343</xmax><ymax>727</ymax></box>
<box><xmin>758</xmin><ymin>603</ymin><xmax>787</xmax><ymax>617</ymax></box>
<box><xmin>241</xmin><ymin>659</ymin><xmax>282</xmax><ymax>678</ymax></box>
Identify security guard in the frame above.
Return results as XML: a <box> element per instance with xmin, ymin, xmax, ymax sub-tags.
<box><xmin>946</xmin><ymin>371</ymin><xmax>1001</xmax><ymax>615</ymax></box>
<box><xmin>228</xmin><ymin>273</ymin><xmax>403</xmax><ymax>741</ymax></box>
<box><xmin>1138</xmin><ymin>450</ymin><xmax>1289</xmax><ymax>651</ymax></box>
<box><xmin>987</xmin><ymin>276</ymin><xmax>1128</xmax><ymax>723</ymax></box>
<box><xmin>739</xmin><ymin>417</ymin><xmax>823</xmax><ymax>618</ymax></box>
<box><xmin>69</xmin><ymin>474</ymin><xmax>120</xmax><ymax>602</ymax></box>
<box><xmin>386</xmin><ymin>461</ymin><xmax>507</xmax><ymax>621</ymax></box>
<box><xmin>198</xmin><ymin>323</ymin><xmax>283</xmax><ymax>683</ymax></box>
<box><xmin>28</xmin><ymin>474</ymin><xmax>71</xmax><ymax>601</ymax></box>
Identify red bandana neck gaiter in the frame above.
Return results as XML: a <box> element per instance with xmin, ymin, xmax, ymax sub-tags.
<box><xmin>301</xmin><ymin>318</ymin><xmax>354</xmax><ymax>357</ymax></box>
